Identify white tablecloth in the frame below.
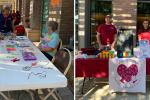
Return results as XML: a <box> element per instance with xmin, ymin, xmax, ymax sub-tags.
<box><xmin>0</xmin><ymin>36</ymin><xmax>67</xmax><ymax>91</ymax></box>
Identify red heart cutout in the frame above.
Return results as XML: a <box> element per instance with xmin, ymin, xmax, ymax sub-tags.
<box><xmin>117</xmin><ymin>64</ymin><xmax>138</xmax><ymax>83</ymax></box>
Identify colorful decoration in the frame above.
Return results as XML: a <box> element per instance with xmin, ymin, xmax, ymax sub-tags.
<box><xmin>97</xmin><ymin>50</ymin><xmax>115</xmax><ymax>59</ymax></box>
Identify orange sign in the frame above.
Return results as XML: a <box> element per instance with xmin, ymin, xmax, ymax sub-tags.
<box><xmin>51</xmin><ymin>0</ymin><xmax>60</xmax><ymax>7</ymax></box>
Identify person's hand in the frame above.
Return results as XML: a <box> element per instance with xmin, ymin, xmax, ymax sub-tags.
<box><xmin>12</xmin><ymin>33</ymin><xmax>16</xmax><ymax>38</ymax></box>
<box><xmin>99</xmin><ymin>45</ymin><xmax>104</xmax><ymax>50</ymax></box>
<box><xmin>111</xmin><ymin>44</ymin><xmax>115</xmax><ymax>50</ymax></box>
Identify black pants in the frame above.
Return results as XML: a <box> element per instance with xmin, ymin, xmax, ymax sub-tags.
<box><xmin>42</xmin><ymin>51</ymin><xmax>53</xmax><ymax>61</ymax></box>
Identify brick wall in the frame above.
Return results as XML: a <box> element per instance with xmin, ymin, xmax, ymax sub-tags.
<box><xmin>112</xmin><ymin>0</ymin><xmax>137</xmax><ymax>46</ymax></box>
<box><xmin>112</xmin><ymin>0</ymin><xmax>137</xmax><ymax>32</ymax></box>
<box><xmin>59</xmin><ymin>0</ymin><xmax>74</xmax><ymax>45</ymax></box>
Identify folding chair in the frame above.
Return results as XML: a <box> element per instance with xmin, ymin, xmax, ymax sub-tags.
<box><xmin>42</xmin><ymin>48</ymin><xmax>72</xmax><ymax>100</ymax></box>
<box><xmin>51</xmin><ymin>39</ymin><xmax>62</xmax><ymax>63</ymax></box>
<box><xmin>56</xmin><ymin>39</ymin><xmax>62</xmax><ymax>51</ymax></box>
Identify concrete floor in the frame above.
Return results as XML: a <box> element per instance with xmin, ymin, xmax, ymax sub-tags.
<box><xmin>0</xmin><ymin>87</ymin><xmax>74</xmax><ymax>100</ymax></box>
<box><xmin>76</xmin><ymin>78</ymin><xmax>150</xmax><ymax>100</ymax></box>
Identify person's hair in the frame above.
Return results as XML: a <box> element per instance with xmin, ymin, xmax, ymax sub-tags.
<box><xmin>105</xmin><ymin>14</ymin><xmax>112</xmax><ymax>19</ymax></box>
<box><xmin>47</xmin><ymin>21</ymin><xmax>58</xmax><ymax>32</ymax></box>
<box><xmin>139</xmin><ymin>19</ymin><xmax>150</xmax><ymax>30</ymax></box>
<box><xmin>143</xmin><ymin>19</ymin><xmax>149</xmax><ymax>23</ymax></box>
<box><xmin>2</xmin><ymin>6</ymin><xmax>10</xmax><ymax>12</ymax></box>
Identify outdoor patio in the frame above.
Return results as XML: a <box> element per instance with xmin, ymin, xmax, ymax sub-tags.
<box><xmin>76</xmin><ymin>78</ymin><xmax>150</xmax><ymax>100</ymax></box>
<box><xmin>0</xmin><ymin>87</ymin><xmax>73</xmax><ymax>100</ymax></box>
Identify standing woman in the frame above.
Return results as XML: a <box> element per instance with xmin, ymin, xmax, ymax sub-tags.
<box><xmin>137</xmin><ymin>19</ymin><xmax>150</xmax><ymax>35</ymax></box>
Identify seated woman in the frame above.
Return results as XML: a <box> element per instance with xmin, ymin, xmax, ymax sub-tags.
<box><xmin>39</xmin><ymin>21</ymin><xmax>60</xmax><ymax>61</ymax></box>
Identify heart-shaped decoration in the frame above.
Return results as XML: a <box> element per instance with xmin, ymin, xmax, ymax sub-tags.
<box><xmin>117</xmin><ymin>64</ymin><xmax>138</xmax><ymax>83</ymax></box>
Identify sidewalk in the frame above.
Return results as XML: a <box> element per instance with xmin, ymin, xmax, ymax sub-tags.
<box><xmin>76</xmin><ymin>78</ymin><xmax>150</xmax><ymax>100</ymax></box>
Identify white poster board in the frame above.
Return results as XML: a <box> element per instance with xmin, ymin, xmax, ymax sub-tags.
<box><xmin>109</xmin><ymin>58</ymin><xmax>146</xmax><ymax>93</ymax></box>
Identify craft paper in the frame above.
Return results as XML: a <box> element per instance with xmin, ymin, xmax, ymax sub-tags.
<box><xmin>22</xmin><ymin>52</ymin><xmax>37</xmax><ymax>61</ymax></box>
<box><xmin>109</xmin><ymin>58</ymin><xmax>146</xmax><ymax>93</ymax></box>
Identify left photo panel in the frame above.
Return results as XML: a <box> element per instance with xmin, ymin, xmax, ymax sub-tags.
<box><xmin>0</xmin><ymin>0</ymin><xmax>74</xmax><ymax>100</ymax></box>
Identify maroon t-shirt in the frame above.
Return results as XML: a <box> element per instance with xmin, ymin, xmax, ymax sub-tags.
<box><xmin>137</xmin><ymin>28</ymin><xmax>150</xmax><ymax>35</ymax></box>
<box><xmin>97</xmin><ymin>24</ymin><xmax>117</xmax><ymax>45</ymax></box>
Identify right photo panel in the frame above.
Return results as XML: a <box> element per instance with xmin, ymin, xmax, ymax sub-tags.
<box><xmin>75</xmin><ymin>0</ymin><xmax>150</xmax><ymax>100</ymax></box>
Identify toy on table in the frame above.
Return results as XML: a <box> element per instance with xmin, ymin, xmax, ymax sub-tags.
<box><xmin>117</xmin><ymin>50</ymin><xmax>132</xmax><ymax>58</ymax></box>
<box><xmin>22</xmin><ymin>52</ymin><xmax>37</xmax><ymax>61</ymax></box>
<box><xmin>109</xmin><ymin>50</ymin><xmax>115</xmax><ymax>58</ymax></box>
<box><xmin>123</xmin><ymin>52</ymin><xmax>128</xmax><ymax>57</ymax></box>
<box><xmin>11</xmin><ymin>58</ymin><xmax>20</xmax><ymax>62</ymax></box>
<box><xmin>17</xmin><ymin>42</ymin><xmax>30</xmax><ymax>47</ymax></box>
<box><xmin>117</xmin><ymin>50</ymin><xmax>123</xmax><ymax>58</ymax></box>
<box><xmin>6</xmin><ymin>45</ymin><xmax>16</xmax><ymax>52</ymax></box>
<box><xmin>133</xmin><ymin>47</ymin><xmax>140</xmax><ymax>58</ymax></box>
<box><xmin>97</xmin><ymin>50</ymin><xmax>115</xmax><ymax>59</ymax></box>
<box><xmin>23</xmin><ymin>47</ymin><xmax>34</xmax><ymax>52</ymax></box>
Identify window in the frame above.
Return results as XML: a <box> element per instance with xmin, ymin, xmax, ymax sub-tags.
<box><xmin>137</xmin><ymin>1</ymin><xmax>150</xmax><ymax>32</ymax></box>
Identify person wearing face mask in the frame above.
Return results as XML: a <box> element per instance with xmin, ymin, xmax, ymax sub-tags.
<box><xmin>96</xmin><ymin>15</ymin><xmax>117</xmax><ymax>50</ymax></box>
<box><xmin>0</xmin><ymin>6</ymin><xmax>16</xmax><ymax>37</ymax></box>
<box><xmin>138</xmin><ymin>19</ymin><xmax>150</xmax><ymax>35</ymax></box>
<box><xmin>38</xmin><ymin>21</ymin><xmax>60</xmax><ymax>60</ymax></box>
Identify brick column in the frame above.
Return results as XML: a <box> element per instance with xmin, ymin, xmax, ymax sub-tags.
<box><xmin>16</xmin><ymin>0</ymin><xmax>18</xmax><ymax>11</ymax></box>
<box><xmin>59</xmin><ymin>0</ymin><xmax>74</xmax><ymax>45</ymax></box>
<box><xmin>18</xmin><ymin>0</ymin><xmax>22</xmax><ymax>14</ymax></box>
<box><xmin>78</xmin><ymin>0</ymin><xmax>86</xmax><ymax>48</ymax></box>
<box><xmin>112</xmin><ymin>0</ymin><xmax>137</xmax><ymax>32</ymax></box>
<box><xmin>31</xmin><ymin>0</ymin><xmax>42</xmax><ymax>29</ymax></box>
<box><xmin>22</xmin><ymin>0</ymin><xmax>30</xmax><ymax>26</ymax></box>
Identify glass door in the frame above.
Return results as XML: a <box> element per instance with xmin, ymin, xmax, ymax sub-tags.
<box><xmin>90</xmin><ymin>0</ymin><xmax>112</xmax><ymax>46</ymax></box>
